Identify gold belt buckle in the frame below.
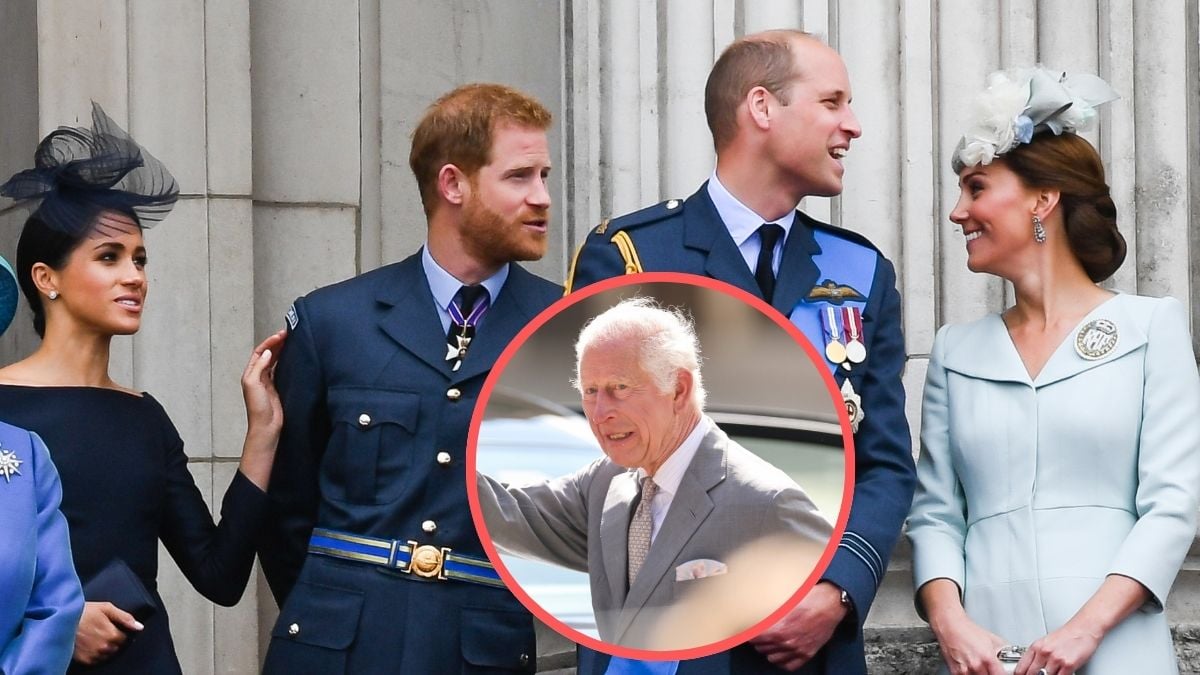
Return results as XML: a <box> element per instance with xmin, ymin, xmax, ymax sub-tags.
<box><xmin>405</xmin><ymin>540</ymin><xmax>449</xmax><ymax>580</ymax></box>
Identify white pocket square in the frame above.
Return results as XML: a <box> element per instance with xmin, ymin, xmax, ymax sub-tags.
<box><xmin>675</xmin><ymin>558</ymin><xmax>727</xmax><ymax>581</ymax></box>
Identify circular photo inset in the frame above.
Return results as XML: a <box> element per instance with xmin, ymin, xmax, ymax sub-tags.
<box><xmin>468</xmin><ymin>272</ymin><xmax>852</xmax><ymax>660</ymax></box>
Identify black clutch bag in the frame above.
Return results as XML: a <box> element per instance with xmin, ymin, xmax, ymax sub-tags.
<box><xmin>83</xmin><ymin>558</ymin><xmax>159</xmax><ymax>623</ymax></box>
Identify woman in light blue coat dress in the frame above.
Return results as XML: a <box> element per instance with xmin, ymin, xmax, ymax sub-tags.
<box><xmin>907</xmin><ymin>69</ymin><xmax>1200</xmax><ymax>675</ymax></box>
<box><xmin>0</xmin><ymin>254</ymin><xmax>84</xmax><ymax>674</ymax></box>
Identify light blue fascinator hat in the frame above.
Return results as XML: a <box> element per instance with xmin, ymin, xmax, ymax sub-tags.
<box><xmin>0</xmin><ymin>255</ymin><xmax>16</xmax><ymax>336</ymax></box>
<box><xmin>952</xmin><ymin>66</ymin><xmax>1120</xmax><ymax>172</ymax></box>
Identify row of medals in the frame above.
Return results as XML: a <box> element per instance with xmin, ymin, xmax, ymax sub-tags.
<box><xmin>823</xmin><ymin>306</ymin><xmax>866</xmax><ymax>371</ymax></box>
<box><xmin>823</xmin><ymin>306</ymin><xmax>867</xmax><ymax>433</ymax></box>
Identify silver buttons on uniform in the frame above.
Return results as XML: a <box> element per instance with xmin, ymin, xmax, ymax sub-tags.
<box><xmin>436</xmin><ymin>451</ymin><xmax>452</xmax><ymax>465</ymax></box>
<box><xmin>421</xmin><ymin>520</ymin><xmax>437</xmax><ymax>533</ymax></box>
<box><xmin>288</xmin><ymin>623</ymin><xmax>300</xmax><ymax>636</ymax></box>
<box><xmin>357</xmin><ymin>413</ymin><xmax>371</xmax><ymax>427</ymax></box>
<box><xmin>446</xmin><ymin>387</ymin><xmax>461</xmax><ymax>400</ymax></box>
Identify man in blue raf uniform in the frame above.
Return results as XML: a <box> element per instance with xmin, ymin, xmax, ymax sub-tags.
<box><xmin>258</xmin><ymin>83</ymin><xmax>562</xmax><ymax>673</ymax></box>
<box><xmin>567</xmin><ymin>30</ymin><xmax>915</xmax><ymax>675</ymax></box>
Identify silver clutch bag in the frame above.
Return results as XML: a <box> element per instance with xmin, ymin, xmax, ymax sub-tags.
<box><xmin>997</xmin><ymin>645</ymin><xmax>1025</xmax><ymax>674</ymax></box>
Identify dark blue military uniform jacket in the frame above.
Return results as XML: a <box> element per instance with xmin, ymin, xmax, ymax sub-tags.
<box><xmin>258</xmin><ymin>252</ymin><xmax>561</xmax><ymax>674</ymax></box>
<box><xmin>568</xmin><ymin>184</ymin><xmax>916</xmax><ymax>675</ymax></box>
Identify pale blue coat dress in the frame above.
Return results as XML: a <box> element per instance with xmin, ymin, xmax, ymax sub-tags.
<box><xmin>908</xmin><ymin>294</ymin><xmax>1200</xmax><ymax>674</ymax></box>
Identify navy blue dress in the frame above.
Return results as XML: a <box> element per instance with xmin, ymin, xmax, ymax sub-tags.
<box><xmin>0</xmin><ymin>386</ymin><xmax>268</xmax><ymax>674</ymax></box>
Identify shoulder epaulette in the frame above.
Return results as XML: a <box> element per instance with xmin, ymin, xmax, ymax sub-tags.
<box><xmin>601</xmin><ymin>198</ymin><xmax>684</xmax><ymax>235</ymax></box>
<box><xmin>609</xmin><ymin>231</ymin><xmax>642</xmax><ymax>274</ymax></box>
<box><xmin>582</xmin><ymin>199</ymin><xmax>684</xmax><ymax>279</ymax></box>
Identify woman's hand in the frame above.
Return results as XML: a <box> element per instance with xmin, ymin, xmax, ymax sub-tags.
<box><xmin>73</xmin><ymin>601</ymin><xmax>143</xmax><ymax>665</ymax></box>
<box><xmin>931</xmin><ymin>614</ymin><xmax>1010</xmax><ymax>675</ymax></box>
<box><xmin>1014</xmin><ymin>619</ymin><xmax>1100</xmax><ymax>675</ymax></box>
<box><xmin>243</xmin><ymin>329</ymin><xmax>286</xmax><ymax>434</ymax></box>
<box><xmin>921</xmin><ymin>579</ymin><xmax>1008</xmax><ymax>675</ymax></box>
<box><xmin>1014</xmin><ymin>574</ymin><xmax>1150</xmax><ymax>675</ymax></box>
<box><xmin>238</xmin><ymin>329</ymin><xmax>286</xmax><ymax>490</ymax></box>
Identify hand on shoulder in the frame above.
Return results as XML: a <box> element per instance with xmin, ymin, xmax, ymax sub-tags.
<box><xmin>238</xmin><ymin>329</ymin><xmax>287</xmax><ymax>490</ymax></box>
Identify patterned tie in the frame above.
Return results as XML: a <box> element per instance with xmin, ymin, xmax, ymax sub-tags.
<box><xmin>445</xmin><ymin>285</ymin><xmax>489</xmax><ymax>371</ymax></box>
<box><xmin>627</xmin><ymin>476</ymin><xmax>659</xmax><ymax>585</ymax></box>
<box><xmin>754</xmin><ymin>223</ymin><xmax>784</xmax><ymax>303</ymax></box>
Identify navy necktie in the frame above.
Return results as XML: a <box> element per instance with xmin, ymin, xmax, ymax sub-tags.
<box><xmin>754</xmin><ymin>223</ymin><xmax>784</xmax><ymax>302</ymax></box>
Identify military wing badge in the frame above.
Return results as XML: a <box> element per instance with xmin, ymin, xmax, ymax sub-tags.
<box><xmin>805</xmin><ymin>279</ymin><xmax>867</xmax><ymax>305</ymax></box>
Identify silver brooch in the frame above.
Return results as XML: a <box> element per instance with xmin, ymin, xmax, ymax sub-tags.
<box><xmin>1075</xmin><ymin>319</ymin><xmax>1118</xmax><ymax>360</ymax></box>
<box><xmin>0</xmin><ymin>448</ymin><xmax>23</xmax><ymax>483</ymax></box>
<box><xmin>841</xmin><ymin>379</ymin><xmax>865</xmax><ymax>434</ymax></box>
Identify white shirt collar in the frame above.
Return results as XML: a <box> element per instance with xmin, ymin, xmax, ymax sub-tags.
<box><xmin>638</xmin><ymin>415</ymin><xmax>711</xmax><ymax>499</ymax></box>
<box><xmin>706</xmin><ymin>170</ymin><xmax>797</xmax><ymax>246</ymax></box>
<box><xmin>637</xmin><ymin>416</ymin><xmax>711</xmax><ymax>544</ymax></box>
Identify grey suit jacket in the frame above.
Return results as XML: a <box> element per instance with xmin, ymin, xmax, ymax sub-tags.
<box><xmin>478</xmin><ymin>419</ymin><xmax>834</xmax><ymax>649</ymax></box>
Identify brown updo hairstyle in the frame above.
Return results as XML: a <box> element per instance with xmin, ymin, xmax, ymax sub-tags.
<box><xmin>1001</xmin><ymin>132</ymin><xmax>1126</xmax><ymax>282</ymax></box>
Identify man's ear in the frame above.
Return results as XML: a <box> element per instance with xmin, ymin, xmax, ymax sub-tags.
<box><xmin>673</xmin><ymin>369</ymin><xmax>694</xmax><ymax>410</ymax></box>
<box><xmin>745</xmin><ymin>86</ymin><xmax>773</xmax><ymax>132</ymax></box>
<box><xmin>437</xmin><ymin>164</ymin><xmax>470</xmax><ymax>206</ymax></box>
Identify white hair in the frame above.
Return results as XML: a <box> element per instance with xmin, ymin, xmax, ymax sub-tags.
<box><xmin>573</xmin><ymin>297</ymin><xmax>707</xmax><ymax>410</ymax></box>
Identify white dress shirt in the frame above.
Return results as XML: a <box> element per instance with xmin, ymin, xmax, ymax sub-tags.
<box><xmin>706</xmin><ymin>170</ymin><xmax>796</xmax><ymax>277</ymax></box>
<box><xmin>637</xmin><ymin>416</ymin><xmax>711</xmax><ymax>544</ymax></box>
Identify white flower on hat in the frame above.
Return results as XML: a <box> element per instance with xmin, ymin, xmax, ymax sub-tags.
<box><xmin>953</xmin><ymin>67</ymin><xmax>1119</xmax><ymax>172</ymax></box>
<box><xmin>958</xmin><ymin>70</ymin><xmax>1031</xmax><ymax>168</ymax></box>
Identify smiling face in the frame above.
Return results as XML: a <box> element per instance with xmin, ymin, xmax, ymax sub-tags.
<box><xmin>950</xmin><ymin>160</ymin><xmax>1042</xmax><ymax>277</ymax></box>
<box><xmin>578</xmin><ymin>336</ymin><xmax>694</xmax><ymax>475</ymax></box>
<box><xmin>43</xmin><ymin>211</ymin><xmax>148</xmax><ymax>336</ymax></box>
<box><xmin>768</xmin><ymin>39</ymin><xmax>862</xmax><ymax>197</ymax></box>
<box><xmin>459</xmin><ymin>121</ymin><xmax>552</xmax><ymax>267</ymax></box>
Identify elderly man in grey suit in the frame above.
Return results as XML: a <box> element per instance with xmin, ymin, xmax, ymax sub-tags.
<box><xmin>477</xmin><ymin>297</ymin><xmax>834</xmax><ymax>650</ymax></box>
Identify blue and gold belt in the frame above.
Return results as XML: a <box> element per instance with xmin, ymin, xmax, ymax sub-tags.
<box><xmin>307</xmin><ymin>528</ymin><xmax>505</xmax><ymax>589</ymax></box>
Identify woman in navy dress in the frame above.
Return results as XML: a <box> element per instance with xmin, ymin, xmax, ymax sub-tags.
<box><xmin>0</xmin><ymin>253</ymin><xmax>84</xmax><ymax>674</ymax></box>
<box><xmin>0</xmin><ymin>103</ymin><xmax>284</xmax><ymax>673</ymax></box>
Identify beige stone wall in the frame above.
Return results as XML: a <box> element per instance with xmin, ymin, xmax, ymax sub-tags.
<box><xmin>0</xmin><ymin>1</ymin><xmax>1197</xmax><ymax>672</ymax></box>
